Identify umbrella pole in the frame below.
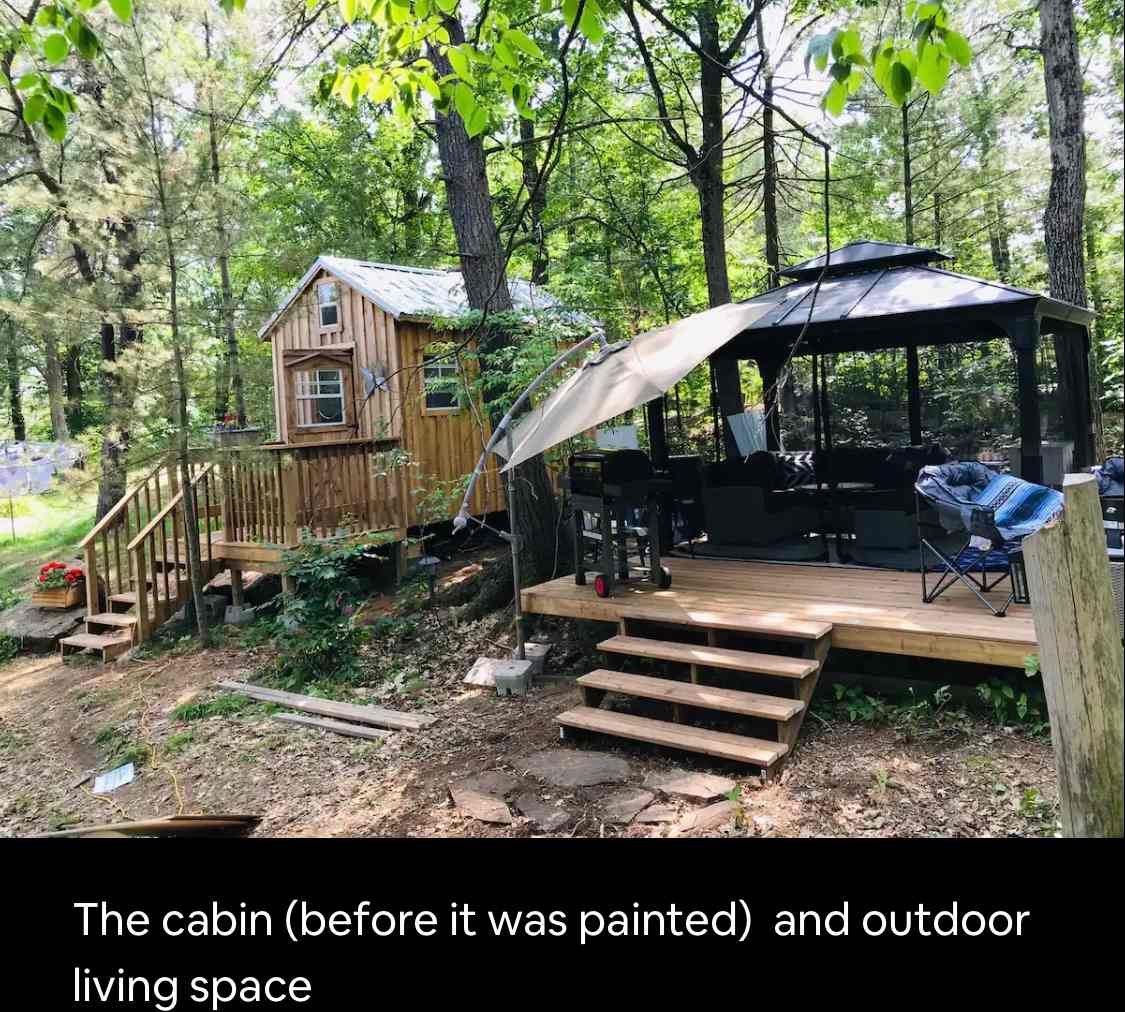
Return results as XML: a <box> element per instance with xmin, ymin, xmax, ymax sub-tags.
<box><xmin>506</xmin><ymin>431</ymin><xmax>525</xmax><ymax>662</ymax></box>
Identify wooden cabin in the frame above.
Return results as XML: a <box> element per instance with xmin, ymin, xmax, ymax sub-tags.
<box><xmin>65</xmin><ymin>258</ymin><xmax>577</xmax><ymax>657</ymax></box>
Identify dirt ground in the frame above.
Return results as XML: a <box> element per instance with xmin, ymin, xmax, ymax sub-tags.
<box><xmin>0</xmin><ymin>551</ymin><xmax>1059</xmax><ymax>839</ymax></box>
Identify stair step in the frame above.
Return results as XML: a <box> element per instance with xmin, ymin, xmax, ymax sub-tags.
<box><xmin>59</xmin><ymin>631</ymin><xmax>133</xmax><ymax>661</ymax></box>
<box><xmin>598</xmin><ymin>635</ymin><xmax>818</xmax><ymax>679</ymax></box>
<box><xmin>87</xmin><ymin>612</ymin><xmax>139</xmax><ymax>628</ymax></box>
<box><xmin>557</xmin><ymin>706</ymin><xmax>788</xmax><ymax>768</ymax></box>
<box><xmin>112</xmin><ymin>591</ymin><xmax>176</xmax><ymax>606</ymax></box>
<box><xmin>578</xmin><ymin>669</ymin><xmax>804</xmax><ymax>721</ymax></box>
<box><xmin>620</xmin><ymin>605</ymin><xmax>831</xmax><ymax>641</ymax></box>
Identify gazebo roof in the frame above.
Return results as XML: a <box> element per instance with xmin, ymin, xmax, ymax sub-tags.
<box><xmin>778</xmin><ymin>238</ymin><xmax>950</xmax><ymax>280</ymax></box>
<box><xmin>724</xmin><ymin>240</ymin><xmax>1093</xmax><ymax>357</ymax></box>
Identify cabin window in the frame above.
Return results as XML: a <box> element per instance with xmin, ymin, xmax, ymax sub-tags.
<box><xmin>317</xmin><ymin>282</ymin><xmax>339</xmax><ymax>329</ymax></box>
<box><xmin>423</xmin><ymin>354</ymin><xmax>459</xmax><ymax>412</ymax></box>
<box><xmin>295</xmin><ymin>368</ymin><xmax>345</xmax><ymax>425</ymax></box>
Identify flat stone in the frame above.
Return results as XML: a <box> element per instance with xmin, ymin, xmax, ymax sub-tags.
<box><xmin>600</xmin><ymin>788</ymin><xmax>655</xmax><ymax>824</ymax></box>
<box><xmin>458</xmin><ymin>772</ymin><xmax>520</xmax><ymax>798</ymax></box>
<box><xmin>0</xmin><ymin>598</ymin><xmax>84</xmax><ymax>653</ymax></box>
<box><xmin>515</xmin><ymin>792</ymin><xmax>571</xmax><ymax>832</ymax></box>
<box><xmin>644</xmin><ymin>769</ymin><xmax>736</xmax><ymax>801</ymax></box>
<box><xmin>675</xmin><ymin>800</ymin><xmax>739</xmax><ymax>835</ymax></box>
<box><xmin>521</xmin><ymin>749</ymin><xmax>630</xmax><ymax>788</ymax></box>
<box><xmin>633</xmin><ymin>804</ymin><xmax>677</xmax><ymax>824</ymax></box>
<box><xmin>449</xmin><ymin>779</ymin><xmax>513</xmax><ymax>825</ymax></box>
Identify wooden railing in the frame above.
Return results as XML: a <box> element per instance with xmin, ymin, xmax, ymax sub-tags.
<box><xmin>79</xmin><ymin>458</ymin><xmax>185</xmax><ymax>617</ymax></box>
<box><xmin>287</xmin><ymin>442</ymin><xmax>405</xmax><ymax>538</ymax></box>
<box><xmin>220</xmin><ymin>450</ymin><xmax>287</xmax><ymax>544</ymax></box>
<box><xmin>126</xmin><ymin>462</ymin><xmax>221</xmax><ymax>641</ymax></box>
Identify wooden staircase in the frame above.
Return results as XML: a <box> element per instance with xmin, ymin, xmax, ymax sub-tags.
<box><xmin>59</xmin><ymin>459</ymin><xmax>224</xmax><ymax>662</ymax></box>
<box><xmin>557</xmin><ymin>611</ymin><xmax>832</xmax><ymax>774</ymax></box>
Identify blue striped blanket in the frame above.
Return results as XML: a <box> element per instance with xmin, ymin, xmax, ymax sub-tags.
<box><xmin>915</xmin><ymin>462</ymin><xmax>1063</xmax><ymax>544</ymax></box>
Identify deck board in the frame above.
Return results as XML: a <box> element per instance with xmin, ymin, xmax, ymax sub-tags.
<box><xmin>522</xmin><ymin>557</ymin><xmax>1037</xmax><ymax>668</ymax></box>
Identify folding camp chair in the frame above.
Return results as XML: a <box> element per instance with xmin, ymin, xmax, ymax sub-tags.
<box><xmin>914</xmin><ymin>462</ymin><xmax>1063</xmax><ymax>617</ymax></box>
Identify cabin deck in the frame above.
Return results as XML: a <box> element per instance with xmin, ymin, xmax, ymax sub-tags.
<box><xmin>522</xmin><ymin>556</ymin><xmax>1037</xmax><ymax>669</ymax></box>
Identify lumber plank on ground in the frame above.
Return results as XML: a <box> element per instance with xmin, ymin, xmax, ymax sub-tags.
<box><xmin>274</xmin><ymin>713</ymin><xmax>390</xmax><ymax>741</ymax></box>
<box><xmin>218</xmin><ymin>680</ymin><xmax>435</xmax><ymax>731</ymax></box>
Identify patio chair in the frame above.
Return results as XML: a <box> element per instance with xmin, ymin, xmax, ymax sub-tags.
<box><xmin>914</xmin><ymin>462</ymin><xmax>1064</xmax><ymax>617</ymax></box>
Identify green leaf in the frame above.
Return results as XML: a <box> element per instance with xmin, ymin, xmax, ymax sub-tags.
<box><xmin>453</xmin><ymin>81</ymin><xmax>476</xmax><ymax>122</ymax></box>
<box><xmin>579</xmin><ymin>1</ymin><xmax>604</xmax><ymax>43</ymax></box>
<box><xmin>943</xmin><ymin>29</ymin><xmax>972</xmax><ymax>67</ymax></box>
<box><xmin>43</xmin><ymin>32</ymin><xmax>69</xmax><ymax>65</ymax></box>
<box><xmin>464</xmin><ymin>102</ymin><xmax>487</xmax><ymax>137</ymax></box>
<box><xmin>108</xmin><ymin>0</ymin><xmax>134</xmax><ymax>21</ymax></box>
<box><xmin>916</xmin><ymin>42</ymin><xmax>950</xmax><ymax>95</ymax></box>
<box><xmin>446</xmin><ymin>45</ymin><xmax>474</xmax><ymax>83</ymax></box>
<box><xmin>435</xmin><ymin>0</ymin><xmax>457</xmax><ymax>12</ymax></box>
<box><xmin>42</xmin><ymin>101</ymin><xmax>67</xmax><ymax>142</ymax></box>
<box><xmin>888</xmin><ymin>60</ymin><xmax>913</xmax><ymax>104</ymax></box>
<box><xmin>338</xmin><ymin>0</ymin><xmax>357</xmax><ymax>21</ymax></box>
<box><xmin>23</xmin><ymin>93</ymin><xmax>47</xmax><ymax>124</ymax></box>
<box><xmin>494</xmin><ymin>39</ymin><xmax>516</xmax><ymax>69</ymax></box>
<box><xmin>823</xmin><ymin>79</ymin><xmax>847</xmax><ymax>116</ymax></box>
<box><xmin>562</xmin><ymin>0</ymin><xmax>579</xmax><ymax>28</ymax></box>
<box><xmin>14</xmin><ymin>73</ymin><xmax>40</xmax><ymax>90</ymax></box>
<box><xmin>504</xmin><ymin>28</ymin><xmax>542</xmax><ymax>58</ymax></box>
<box><xmin>416</xmin><ymin>0</ymin><xmax>430</xmax><ymax>17</ymax></box>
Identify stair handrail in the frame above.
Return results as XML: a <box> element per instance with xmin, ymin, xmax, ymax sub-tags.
<box><xmin>79</xmin><ymin>457</ymin><xmax>171</xmax><ymax>548</ymax></box>
<box><xmin>127</xmin><ymin>462</ymin><xmax>216</xmax><ymax>552</ymax></box>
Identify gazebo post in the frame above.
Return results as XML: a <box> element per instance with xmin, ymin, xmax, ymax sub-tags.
<box><xmin>1073</xmin><ymin>322</ymin><xmax>1096</xmax><ymax>469</ymax></box>
<box><xmin>1010</xmin><ymin>317</ymin><xmax>1044</xmax><ymax>485</ymax></box>
<box><xmin>645</xmin><ymin>395</ymin><xmax>669</xmax><ymax>468</ymax></box>
<box><xmin>757</xmin><ymin>354</ymin><xmax>782</xmax><ymax>451</ymax></box>
<box><xmin>906</xmin><ymin>342</ymin><xmax>923</xmax><ymax>445</ymax></box>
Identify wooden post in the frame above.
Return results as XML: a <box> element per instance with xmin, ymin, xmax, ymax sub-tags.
<box><xmin>230</xmin><ymin>567</ymin><xmax>245</xmax><ymax>609</ymax></box>
<box><xmin>906</xmin><ymin>342</ymin><xmax>922</xmax><ymax>445</ymax></box>
<box><xmin>757</xmin><ymin>355</ymin><xmax>781</xmax><ymax>451</ymax></box>
<box><xmin>1022</xmin><ymin>473</ymin><xmax>1123</xmax><ymax>837</ymax></box>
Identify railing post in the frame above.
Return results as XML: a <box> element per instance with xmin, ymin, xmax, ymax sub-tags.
<box><xmin>133</xmin><ymin>546</ymin><xmax>150</xmax><ymax>643</ymax></box>
<box><xmin>84</xmin><ymin>543</ymin><xmax>98</xmax><ymax>616</ymax></box>
<box><xmin>1022</xmin><ymin>473</ymin><xmax>1124</xmax><ymax>837</ymax></box>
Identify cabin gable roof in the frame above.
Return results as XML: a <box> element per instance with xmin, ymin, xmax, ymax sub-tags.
<box><xmin>258</xmin><ymin>256</ymin><xmax>589</xmax><ymax>341</ymax></box>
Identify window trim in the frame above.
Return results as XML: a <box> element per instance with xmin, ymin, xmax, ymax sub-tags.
<box><xmin>317</xmin><ymin>281</ymin><xmax>340</xmax><ymax>331</ymax></box>
<box><xmin>422</xmin><ymin>352</ymin><xmax>461</xmax><ymax>415</ymax></box>
<box><xmin>295</xmin><ymin>366</ymin><xmax>347</xmax><ymax>427</ymax></box>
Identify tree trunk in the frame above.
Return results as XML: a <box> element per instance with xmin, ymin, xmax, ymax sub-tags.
<box><xmin>44</xmin><ymin>332</ymin><xmax>70</xmax><ymax>441</ymax></box>
<box><xmin>1040</xmin><ymin>0</ymin><xmax>1093</xmax><ymax>466</ymax></box>
<box><xmin>989</xmin><ymin>196</ymin><xmax>1012</xmax><ymax>281</ymax></box>
<box><xmin>4</xmin><ymin>318</ymin><xmax>25</xmax><ymax>441</ymax></box>
<box><xmin>205</xmin><ymin>17</ymin><xmax>246</xmax><ymax>429</ymax></box>
<box><xmin>428</xmin><ymin>16</ymin><xmax>564</xmax><ymax>587</ymax></box>
<box><xmin>901</xmin><ymin>102</ymin><xmax>915</xmax><ymax>245</ymax></box>
<box><xmin>518</xmin><ymin>116</ymin><xmax>549</xmax><ymax>285</ymax></box>
<box><xmin>756</xmin><ymin>17</ymin><xmax>780</xmax><ymax>288</ymax></box>
<box><xmin>1084</xmin><ymin>211</ymin><xmax>1107</xmax><ymax>461</ymax></box>
<box><xmin>64</xmin><ymin>343</ymin><xmax>83</xmax><ymax>430</ymax></box>
<box><xmin>696</xmin><ymin>7</ymin><xmax>743</xmax><ymax>458</ymax></box>
<box><xmin>95</xmin><ymin>322</ymin><xmax>126</xmax><ymax>519</ymax></box>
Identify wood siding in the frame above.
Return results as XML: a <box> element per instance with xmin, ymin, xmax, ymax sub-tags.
<box><xmin>267</xmin><ymin>268</ymin><xmax>402</xmax><ymax>445</ymax></box>
<box><xmin>262</xmin><ymin>268</ymin><xmax>505</xmax><ymax>529</ymax></box>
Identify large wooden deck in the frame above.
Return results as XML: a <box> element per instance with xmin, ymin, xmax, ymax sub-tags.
<box><xmin>522</xmin><ymin>557</ymin><xmax>1038</xmax><ymax>668</ymax></box>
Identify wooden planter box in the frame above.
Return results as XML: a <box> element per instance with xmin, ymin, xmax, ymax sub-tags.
<box><xmin>32</xmin><ymin>583</ymin><xmax>84</xmax><ymax>610</ymax></box>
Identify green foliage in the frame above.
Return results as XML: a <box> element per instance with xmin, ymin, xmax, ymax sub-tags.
<box><xmin>810</xmin><ymin>2</ymin><xmax>971</xmax><ymax>114</ymax></box>
<box><xmin>977</xmin><ymin>668</ymin><xmax>1048</xmax><ymax>732</ymax></box>
<box><xmin>0</xmin><ymin>634</ymin><xmax>18</xmax><ymax>662</ymax></box>
<box><xmin>93</xmin><ymin>722</ymin><xmax>148</xmax><ymax>768</ymax></box>
<box><xmin>253</xmin><ymin>539</ymin><xmax>389</xmax><ymax>690</ymax></box>
<box><xmin>171</xmin><ymin>694</ymin><xmax>255</xmax><ymax>721</ymax></box>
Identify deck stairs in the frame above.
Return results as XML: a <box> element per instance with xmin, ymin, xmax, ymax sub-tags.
<box><xmin>59</xmin><ymin>459</ymin><xmax>225</xmax><ymax>662</ymax></box>
<box><xmin>557</xmin><ymin>611</ymin><xmax>833</xmax><ymax>774</ymax></box>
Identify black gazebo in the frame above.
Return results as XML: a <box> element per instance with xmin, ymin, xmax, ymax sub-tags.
<box><xmin>671</xmin><ymin>240</ymin><xmax>1096</xmax><ymax>482</ymax></box>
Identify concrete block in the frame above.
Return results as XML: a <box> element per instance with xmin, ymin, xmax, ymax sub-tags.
<box><xmin>511</xmin><ymin>641</ymin><xmax>551</xmax><ymax>675</ymax></box>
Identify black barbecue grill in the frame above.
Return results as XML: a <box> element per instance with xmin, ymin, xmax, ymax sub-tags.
<box><xmin>564</xmin><ymin>449</ymin><xmax>671</xmax><ymax>597</ymax></box>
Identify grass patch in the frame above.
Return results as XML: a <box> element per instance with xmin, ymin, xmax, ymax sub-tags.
<box><xmin>0</xmin><ymin>484</ymin><xmax>96</xmax><ymax>602</ymax></box>
<box><xmin>163</xmin><ymin>731</ymin><xmax>195</xmax><ymax>756</ymax></box>
<box><xmin>171</xmin><ymin>694</ymin><xmax>256</xmax><ymax>722</ymax></box>
<box><xmin>93</xmin><ymin>722</ymin><xmax>148</xmax><ymax>769</ymax></box>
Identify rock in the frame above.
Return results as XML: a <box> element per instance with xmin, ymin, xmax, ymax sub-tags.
<box><xmin>224</xmin><ymin>604</ymin><xmax>255</xmax><ymax>626</ymax></box>
<box><xmin>674</xmin><ymin>800</ymin><xmax>739</xmax><ymax>835</ymax></box>
<box><xmin>633</xmin><ymin>804</ymin><xmax>677</xmax><ymax>824</ymax></box>
<box><xmin>600</xmin><ymin>788</ymin><xmax>655</xmax><ymax>824</ymax></box>
<box><xmin>521</xmin><ymin>749</ymin><xmax>630</xmax><ymax>788</ymax></box>
<box><xmin>752</xmin><ymin>815</ymin><xmax>775</xmax><ymax>834</ymax></box>
<box><xmin>205</xmin><ymin>570</ymin><xmax>280</xmax><ymax>606</ymax></box>
<box><xmin>458</xmin><ymin>772</ymin><xmax>520</xmax><ymax>798</ymax></box>
<box><xmin>0</xmin><ymin>599</ymin><xmax>84</xmax><ymax>653</ymax></box>
<box><xmin>464</xmin><ymin>656</ymin><xmax>533</xmax><ymax>695</ymax></box>
<box><xmin>644</xmin><ymin>769</ymin><xmax>736</xmax><ymax>801</ymax></box>
<box><xmin>449</xmin><ymin>781</ymin><xmax>512</xmax><ymax>824</ymax></box>
<box><xmin>515</xmin><ymin>793</ymin><xmax>571</xmax><ymax>832</ymax></box>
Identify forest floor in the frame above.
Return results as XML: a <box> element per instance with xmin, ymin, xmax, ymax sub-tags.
<box><xmin>0</xmin><ymin>548</ymin><xmax>1059</xmax><ymax>839</ymax></box>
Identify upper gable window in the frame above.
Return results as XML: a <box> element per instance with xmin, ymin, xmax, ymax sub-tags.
<box><xmin>317</xmin><ymin>281</ymin><xmax>339</xmax><ymax>329</ymax></box>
